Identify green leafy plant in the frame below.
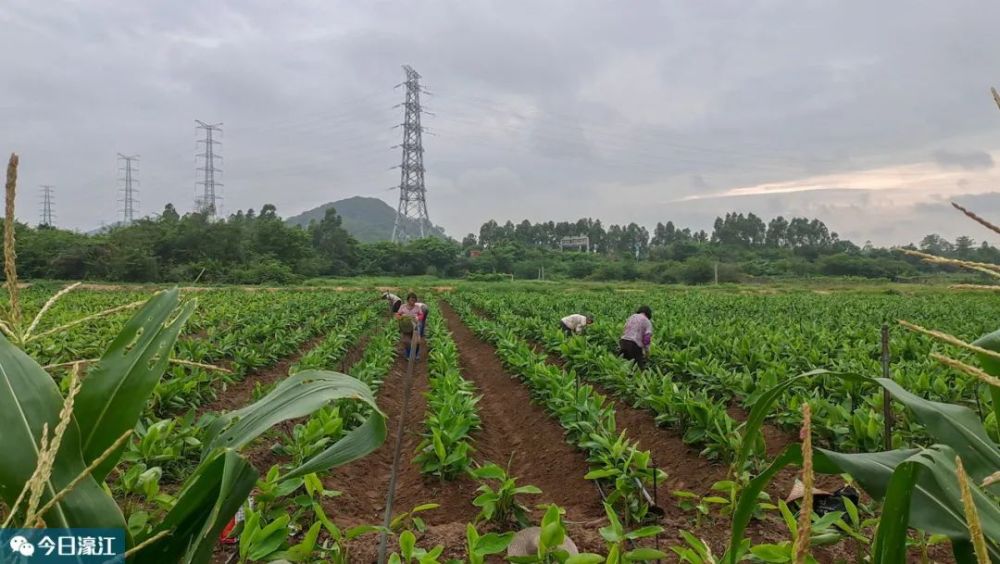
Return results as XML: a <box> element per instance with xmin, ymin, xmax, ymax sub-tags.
<box><xmin>721</xmin><ymin>368</ymin><xmax>1000</xmax><ymax>564</ymax></box>
<box><xmin>311</xmin><ymin>500</ymin><xmax>381</xmax><ymax>564</ymax></box>
<box><xmin>414</xmin><ymin>313</ymin><xmax>480</xmax><ymax>480</ymax></box>
<box><xmin>596</xmin><ymin>502</ymin><xmax>667</xmax><ymax>563</ymax></box>
<box><xmin>746</xmin><ymin>500</ymin><xmax>843</xmax><ymax>563</ymax></box>
<box><xmin>0</xmin><ymin>289</ymin><xmax>388</xmax><ymax>563</ymax></box>
<box><xmin>507</xmin><ymin>505</ymin><xmax>602</xmax><ymax>564</ymax></box>
<box><xmin>672</xmin><ymin>489</ymin><xmax>730</xmax><ymax>528</ymax></box>
<box><xmin>465</xmin><ymin>523</ymin><xmax>514</xmax><ymax>564</ymax></box>
<box><xmin>387</xmin><ymin>530</ymin><xmax>445</xmax><ymax>564</ymax></box>
<box><xmin>390</xmin><ymin>503</ymin><xmax>441</xmax><ymax>534</ymax></box>
<box><xmin>237</xmin><ymin>507</ymin><xmax>291</xmax><ymax>563</ymax></box>
<box><xmin>471</xmin><ymin>461</ymin><xmax>541</xmax><ymax>527</ymax></box>
<box><xmin>671</xmin><ymin>531</ymin><xmax>726</xmax><ymax>564</ymax></box>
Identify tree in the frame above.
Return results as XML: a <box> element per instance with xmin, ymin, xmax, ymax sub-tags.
<box><xmin>766</xmin><ymin>216</ymin><xmax>789</xmax><ymax>248</ymax></box>
<box><xmin>954</xmin><ymin>235</ymin><xmax>975</xmax><ymax>259</ymax></box>
<box><xmin>461</xmin><ymin>233</ymin><xmax>478</xmax><ymax>249</ymax></box>
<box><xmin>406</xmin><ymin>237</ymin><xmax>462</xmax><ymax>276</ymax></box>
<box><xmin>920</xmin><ymin>234</ymin><xmax>954</xmax><ymax>255</ymax></box>
<box><xmin>514</xmin><ymin>219</ymin><xmax>534</xmax><ymax>245</ymax></box>
<box><xmin>309</xmin><ymin>207</ymin><xmax>358</xmax><ymax>275</ymax></box>
<box><xmin>161</xmin><ymin>203</ymin><xmax>180</xmax><ymax>223</ymax></box>
<box><xmin>479</xmin><ymin>220</ymin><xmax>500</xmax><ymax>248</ymax></box>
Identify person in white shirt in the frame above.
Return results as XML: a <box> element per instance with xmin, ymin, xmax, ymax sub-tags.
<box><xmin>382</xmin><ymin>291</ymin><xmax>403</xmax><ymax>313</ymax></box>
<box><xmin>560</xmin><ymin>313</ymin><xmax>593</xmax><ymax>336</ymax></box>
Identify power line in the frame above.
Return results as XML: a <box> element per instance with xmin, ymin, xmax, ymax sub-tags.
<box><xmin>196</xmin><ymin>120</ymin><xmax>224</xmax><ymax>217</ymax></box>
<box><xmin>117</xmin><ymin>153</ymin><xmax>140</xmax><ymax>225</ymax></box>
<box><xmin>39</xmin><ymin>185</ymin><xmax>54</xmax><ymax>227</ymax></box>
<box><xmin>391</xmin><ymin>65</ymin><xmax>432</xmax><ymax>243</ymax></box>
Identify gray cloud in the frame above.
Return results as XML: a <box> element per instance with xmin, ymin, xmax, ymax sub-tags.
<box><xmin>931</xmin><ymin>149</ymin><xmax>995</xmax><ymax>170</ymax></box>
<box><xmin>2</xmin><ymin>0</ymin><xmax>1000</xmax><ymax>245</ymax></box>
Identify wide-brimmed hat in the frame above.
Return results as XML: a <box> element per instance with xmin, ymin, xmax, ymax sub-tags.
<box><xmin>507</xmin><ymin>527</ymin><xmax>578</xmax><ymax>557</ymax></box>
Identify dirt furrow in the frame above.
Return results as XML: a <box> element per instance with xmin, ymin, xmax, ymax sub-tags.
<box><xmin>237</xmin><ymin>327</ymin><xmax>382</xmax><ymax>474</ymax></box>
<box><xmin>323</xmin><ymin>347</ymin><xmax>481</xmax><ymax>527</ymax></box>
<box><xmin>197</xmin><ymin>334</ymin><xmax>327</xmax><ymax>416</ymax></box>
<box><xmin>515</xmin><ymin>328</ymin><xmax>724</xmax><ymax>497</ymax></box>
<box><xmin>438</xmin><ymin>301</ymin><xmax>606</xmax><ymax>524</ymax></box>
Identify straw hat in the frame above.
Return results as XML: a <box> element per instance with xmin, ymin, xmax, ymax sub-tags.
<box><xmin>507</xmin><ymin>527</ymin><xmax>578</xmax><ymax>558</ymax></box>
<box><xmin>785</xmin><ymin>479</ymin><xmax>831</xmax><ymax>503</ymax></box>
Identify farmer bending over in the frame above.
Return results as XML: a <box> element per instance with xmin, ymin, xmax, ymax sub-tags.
<box><xmin>396</xmin><ymin>292</ymin><xmax>428</xmax><ymax>360</ymax></box>
<box><xmin>382</xmin><ymin>291</ymin><xmax>403</xmax><ymax>314</ymax></box>
<box><xmin>619</xmin><ymin>305</ymin><xmax>652</xmax><ymax>369</ymax></box>
<box><xmin>560</xmin><ymin>313</ymin><xmax>593</xmax><ymax>336</ymax></box>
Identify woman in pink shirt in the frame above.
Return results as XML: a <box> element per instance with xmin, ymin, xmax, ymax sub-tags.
<box><xmin>619</xmin><ymin>305</ymin><xmax>652</xmax><ymax>369</ymax></box>
<box><xmin>395</xmin><ymin>292</ymin><xmax>428</xmax><ymax>360</ymax></box>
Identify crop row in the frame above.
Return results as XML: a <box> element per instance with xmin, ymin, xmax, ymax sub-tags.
<box><xmin>118</xmin><ymin>301</ymin><xmax>391</xmax><ymax>542</ymax></box>
<box><xmin>460</xmin><ymin>288</ymin><xmax>998</xmax><ymax>454</ymax></box>
<box><xmin>414</xmin><ymin>305</ymin><xmax>482</xmax><ymax>479</ymax></box>
<box><xmin>445</xmin><ymin>296</ymin><xmax>664</xmax><ymax>525</ymax></box>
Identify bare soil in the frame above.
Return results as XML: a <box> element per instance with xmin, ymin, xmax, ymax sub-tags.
<box><xmin>439</xmin><ymin>301</ymin><xmax>606</xmax><ymax>522</ymax></box>
<box><xmin>323</xmin><ymin>349</ymin><xmax>479</xmax><ymax>526</ymax></box>
<box><xmin>197</xmin><ymin>334</ymin><xmax>328</xmax><ymax>416</ymax></box>
<box><xmin>324</xmin><ymin>306</ymin><xmax>610</xmax><ymax>560</ymax></box>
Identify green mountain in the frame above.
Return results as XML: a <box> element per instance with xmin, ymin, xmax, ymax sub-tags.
<box><xmin>285</xmin><ymin>196</ymin><xmax>447</xmax><ymax>243</ymax></box>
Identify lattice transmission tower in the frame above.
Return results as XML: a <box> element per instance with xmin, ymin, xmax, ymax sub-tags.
<box><xmin>391</xmin><ymin>65</ymin><xmax>432</xmax><ymax>243</ymax></box>
<box><xmin>39</xmin><ymin>185</ymin><xmax>54</xmax><ymax>227</ymax></box>
<box><xmin>195</xmin><ymin>120</ymin><xmax>223</xmax><ymax>217</ymax></box>
<box><xmin>117</xmin><ymin>153</ymin><xmax>140</xmax><ymax>225</ymax></box>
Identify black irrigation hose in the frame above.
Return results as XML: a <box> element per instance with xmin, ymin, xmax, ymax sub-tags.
<box><xmin>376</xmin><ymin>334</ymin><xmax>420</xmax><ymax>564</ymax></box>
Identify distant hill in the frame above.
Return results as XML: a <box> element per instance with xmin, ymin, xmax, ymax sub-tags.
<box><xmin>285</xmin><ymin>196</ymin><xmax>448</xmax><ymax>243</ymax></box>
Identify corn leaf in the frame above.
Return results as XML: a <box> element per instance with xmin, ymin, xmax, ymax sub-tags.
<box><xmin>283</xmin><ymin>410</ymin><xmax>387</xmax><ymax>480</ymax></box>
<box><xmin>202</xmin><ymin>369</ymin><xmax>384</xmax><ymax>455</ymax></box>
<box><xmin>723</xmin><ymin>444</ymin><xmax>807</xmax><ymax>564</ymax></box>
<box><xmin>75</xmin><ymin>289</ymin><xmax>195</xmax><ymax>481</ymax></box>
<box><xmin>0</xmin><ymin>333</ymin><xmax>125</xmax><ymax>529</ymax></box>
<box><xmin>864</xmin><ymin>445</ymin><xmax>1000</xmax><ymax>563</ymax></box>
<box><xmin>874</xmin><ymin>377</ymin><xmax>1000</xmax><ymax>482</ymax></box>
<box><xmin>132</xmin><ymin>449</ymin><xmax>257</xmax><ymax>564</ymax></box>
<box><xmin>734</xmin><ymin>369</ymin><xmax>859</xmax><ymax>473</ymax></box>
<box><xmin>972</xmin><ymin>329</ymin><xmax>1000</xmax><ymax>439</ymax></box>
<box><xmin>870</xmin><ymin>457</ymin><xmax>919</xmax><ymax>563</ymax></box>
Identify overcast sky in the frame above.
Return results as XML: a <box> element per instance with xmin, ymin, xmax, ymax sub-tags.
<box><xmin>3</xmin><ymin>0</ymin><xmax>1000</xmax><ymax>245</ymax></box>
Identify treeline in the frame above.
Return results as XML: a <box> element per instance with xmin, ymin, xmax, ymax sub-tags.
<box><xmin>471</xmin><ymin>213</ymin><xmax>853</xmax><ymax>256</ymax></box>
<box><xmin>13</xmin><ymin>204</ymin><xmax>463</xmax><ymax>283</ymax></box>
<box><xmin>462</xmin><ymin>212</ymin><xmax>1000</xmax><ymax>283</ymax></box>
<box><xmin>9</xmin><ymin>205</ymin><xmax>999</xmax><ymax>284</ymax></box>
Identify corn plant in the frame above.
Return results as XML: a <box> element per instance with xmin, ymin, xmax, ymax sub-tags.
<box><xmin>0</xmin><ymin>289</ymin><xmax>388</xmax><ymax>563</ymax></box>
<box><xmin>720</xmin><ymin>368</ymin><xmax>1000</xmax><ymax>563</ymax></box>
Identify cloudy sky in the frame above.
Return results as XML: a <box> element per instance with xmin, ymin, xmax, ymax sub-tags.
<box><xmin>3</xmin><ymin>1</ymin><xmax>1000</xmax><ymax>245</ymax></box>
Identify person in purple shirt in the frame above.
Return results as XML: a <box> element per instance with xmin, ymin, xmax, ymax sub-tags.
<box><xmin>619</xmin><ymin>305</ymin><xmax>652</xmax><ymax>369</ymax></box>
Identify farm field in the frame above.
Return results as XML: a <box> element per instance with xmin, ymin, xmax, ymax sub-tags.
<box><xmin>2</xmin><ymin>281</ymin><xmax>998</xmax><ymax>562</ymax></box>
